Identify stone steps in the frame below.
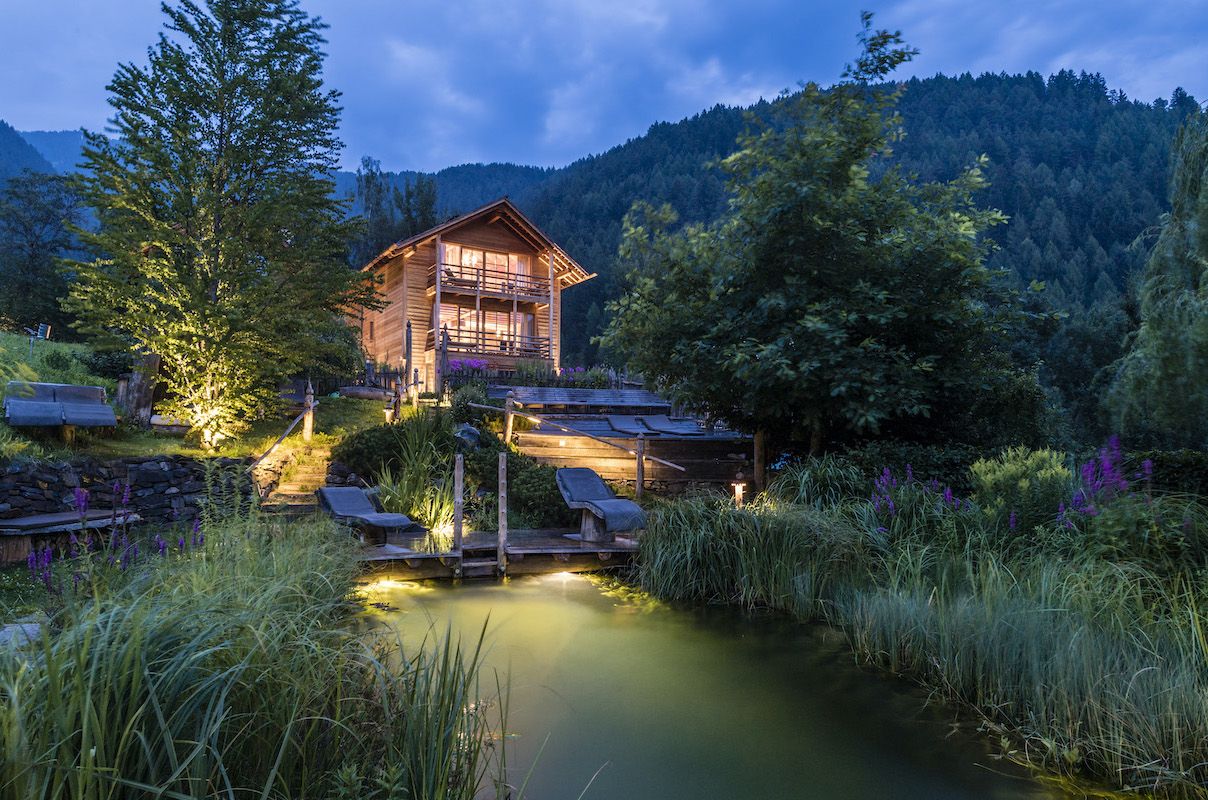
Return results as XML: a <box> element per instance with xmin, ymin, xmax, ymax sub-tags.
<box><xmin>264</xmin><ymin>445</ymin><xmax>332</xmax><ymax>512</ymax></box>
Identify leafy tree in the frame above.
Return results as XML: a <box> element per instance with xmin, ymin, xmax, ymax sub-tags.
<box><xmin>602</xmin><ymin>14</ymin><xmax>1021</xmax><ymax>453</ymax></box>
<box><xmin>0</xmin><ymin>170</ymin><xmax>80</xmax><ymax>333</ymax></box>
<box><xmin>1109</xmin><ymin>112</ymin><xmax>1208</xmax><ymax>448</ymax></box>
<box><xmin>66</xmin><ymin>0</ymin><xmax>379</xmax><ymax>447</ymax></box>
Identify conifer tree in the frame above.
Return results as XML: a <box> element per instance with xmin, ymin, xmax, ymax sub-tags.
<box><xmin>67</xmin><ymin>0</ymin><xmax>379</xmax><ymax>447</ymax></box>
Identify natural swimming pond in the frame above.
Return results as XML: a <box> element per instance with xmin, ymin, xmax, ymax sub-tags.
<box><xmin>370</xmin><ymin>573</ymin><xmax>1060</xmax><ymax>800</ymax></box>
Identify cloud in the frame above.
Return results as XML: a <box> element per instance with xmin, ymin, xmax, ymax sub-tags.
<box><xmin>881</xmin><ymin>0</ymin><xmax>1208</xmax><ymax>103</ymax></box>
<box><xmin>3</xmin><ymin>0</ymin><xmax>1205</xmax><ymax>171</ymax></box>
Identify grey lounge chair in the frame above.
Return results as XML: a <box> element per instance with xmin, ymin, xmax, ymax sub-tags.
<box><xmin>640</xmin><ymin>414</ymin><xmax>704</xmax><ymax>436</ymax></box>
<box><xmin>555</xmin><ymin>467</ymin><xmax>645</xmax><ymax>543</ymax></box>
<box><xmin>3</xmin><ymin>381</ymin><xmax>118</xmax><ymax>428</ymax></box>
<box><xmin>316</xmin><ymin>487</ymin><xmax>418</xmax><ymax>545</ymax></box>
<box><xmin>57</xmin><ymin>385</ymin><xmax>118</xmax><ymax>426</ymax></box>
<box><xmin>4</xmin><ymin>382</ymin><xmax>63</xmax><ymax>426</ymax></box>
<box><xmin>606</xmin><ymin>415</ymin><xmax>655</xmax><ymax>436</ymax></box>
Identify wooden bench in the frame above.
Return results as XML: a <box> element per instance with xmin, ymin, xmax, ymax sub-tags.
<box><xmin>0</xmin><ymin>510</ymin><xmax>143</xmax><ymax>563</ymax></box>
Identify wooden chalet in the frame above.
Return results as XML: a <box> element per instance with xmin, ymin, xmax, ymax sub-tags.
<box><xmin>357</xmin><ymin>198</ymin><xmax>594</xmax><ymax>391</ymax></box>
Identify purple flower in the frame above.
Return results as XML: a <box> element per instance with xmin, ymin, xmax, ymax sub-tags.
<box><xmin>177</xmin><ymin>536</ymin><xmax>185</xmax><ymax>552</ymax></box>
<box><xmin>154</xmin><ymin>534</ymin><xmax>167</xmax><ymax>556</ymax></box>
<box><xmin>26</xmin><ymin>550</ymin><xmax>36</xmax><ymax>577</ymax></box>
<box><xmin>943</xmin><ymin>487</ymin><xmax>954</xmax><ymax>506</ymax></box>
<box><xmin>121</xmin><ymin>483</ymin><xmax>131</xmax><ymax>507</ymax></box>
<box><xmin>905</xmin><ymin>464</ymin><xmax>914</xmax><ymax>483</ymax></box>
<box><xmin>1142</xmin><ymin>459</ymin><xmax>1153</xmax><ymax>478</ymax></box>
<box><xmin>73</xmin><ymin>488</ymin><xmax>89</xmax><ymax>515</ymax></box>
<box><xmin>1009</xmin><ymin>511</ymin><xmax>1017</xmax><ymax>531</ymax></box>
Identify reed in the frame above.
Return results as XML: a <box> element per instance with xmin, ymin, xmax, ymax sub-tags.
<box><xmin>0</xmin><ymin>514</ymin><xmax>507</xmax><ymax>799</ymax></box>
<box><xmin>637</xmin><ymin>481</ymin><xmax>1208</xmax><ymax>796</ymax></box>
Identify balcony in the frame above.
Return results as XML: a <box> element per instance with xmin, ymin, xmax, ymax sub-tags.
<box><xmin>428</xmin><ymin>328</ymin><xmax>552</xmax><ymax>361</ymax></box>
<box><xmin>429</xmin><ymin>262</ymin><xmax>551</xmax><ymax>301</ymax></box>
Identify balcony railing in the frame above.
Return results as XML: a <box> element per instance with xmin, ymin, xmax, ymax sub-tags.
<box><xmin>430</xmin><ymin>328</ymin><xmax>552</xmax><ymax>360</ymax></box>
<box><xmin>430</xmin><ymin>262</ymin><xmax>550</xmax><ymax>298</ymax></box>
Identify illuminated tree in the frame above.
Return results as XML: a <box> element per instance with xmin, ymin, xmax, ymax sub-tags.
<box><xmin>67</xmin><ymin>0</ymin><xmax>378</xmax><ymax>447</ymax></box>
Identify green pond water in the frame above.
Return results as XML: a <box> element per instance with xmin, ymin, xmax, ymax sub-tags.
<box><xmin>370</xmin><ymin>573</ymin><xmax>1059</xmax><ymax>800</ymax></box>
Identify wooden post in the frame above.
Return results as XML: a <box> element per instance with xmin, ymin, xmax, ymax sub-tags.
<box><xmin>433</xmin><ymin>235</ymin><xmax>444</xmax><ymax>390</ymax></box>
<box><xmin>754</xmin><ymin>430</ymin><xmax>766</xmax><ymax>492</ymax></box>
<box><xmin>411</xmin><ymin>368</ymin><xmax>420</xmax><ymax>408</ymax></box>
<box><xmin>503</xmin><ymin>390</ymin><xmax>516</xmax><ymax>443</ymax></box>
<box><xmin>404</xmin><ymin>321</ymin><xmax>415</xmax><ymax>404</ymax></box>
<box><xmin>635</xmin><ymin>432</ymin><xmax>646</xmax><ymax>500</ymax></box>
<box><xmin>302</xmin><ymin>379</ymin><xmax>315</xmax><ymax>442</ymax></box>
<box><xmin>453</xmin><ymin>453</ymin><xmax>464</xmax><ymax>553</ymax></box>
<box><xmin>547</xmin><ymin>250</ymin><xmax>556</xmax><ymax>368</ymax></box>
<box><xmin>128</xmin><ymin>352</ymin><xmax>160</xmax><ymax>426</ymax></box>
<box><xmin>497</xmin><ymin>452</ymin><xmax>507</xmax><ymax>574</ymax></box>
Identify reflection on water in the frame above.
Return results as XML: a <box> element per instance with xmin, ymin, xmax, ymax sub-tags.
<box><xmin>371</xmin><ymin>573</ymin><xmax>1058</xmax><ymax>800</ymax></box>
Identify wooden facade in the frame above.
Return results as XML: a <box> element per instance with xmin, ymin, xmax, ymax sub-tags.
<box><xmin>357</xmin><ymin>198</ymin><xmax>594</xmax><ymax>391</ymax></box>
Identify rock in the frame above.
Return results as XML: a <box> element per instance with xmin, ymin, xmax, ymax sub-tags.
<box><xmin>454</xmin><ymin>423</ymin><xmax>482</xmax><ymax>449</ymax></box>
<box><xmin>0</xmin><ymin>622</ymin><xmax>42</xmax><ymax>648</ymax></box>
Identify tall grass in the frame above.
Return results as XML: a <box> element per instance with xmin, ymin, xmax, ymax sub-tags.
<box><xmin>0</xmin><ymin>514</ymin><xmax>508</xmax><ymax>799</ymax></box>
<box><xmin>637</xmin><ymin>479</ymin><xmax>1208</xmax><ymax>796</ymax></box>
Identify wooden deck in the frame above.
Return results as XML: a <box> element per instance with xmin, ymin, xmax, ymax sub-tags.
<box><xmin>515</xmin><ymin>417</ymin><xmax>753</xmax><ymax>487</ymax></box>
<box><xmin>357</xmin><ymin>528</ymin><xmax>638</xmax><ymax>579</ymax></box>
<box><xmin>486</xmin><ymin>386</ymin><xmax>671</xmax><ymax>412</ymax></box>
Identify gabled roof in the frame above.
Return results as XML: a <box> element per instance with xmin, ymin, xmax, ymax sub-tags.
<box><xmin>361</xmin><ymin>197</ymin><xmax>595</xmax><ymax>288</ymax></box>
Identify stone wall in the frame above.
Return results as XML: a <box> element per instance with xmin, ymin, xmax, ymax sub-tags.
<box><xmin>0</xmin><ymin>454</ymin><xmax>289</xmax><ymax>525</ymax></box>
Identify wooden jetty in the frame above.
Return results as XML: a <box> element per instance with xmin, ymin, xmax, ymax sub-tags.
<box><xmin>356</xmin><ymin>452</ymin><xmax>639</xmax><ymax>580</ymax></box>
<box><xmin>358</xmin><ymin>529</ymin><xmax>638</xmax><ymax>579</ymax></box>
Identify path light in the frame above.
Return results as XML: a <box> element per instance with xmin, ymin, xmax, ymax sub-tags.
<box><xmin>732</xmin><ymin>482</ymin><xmax>746</xmax><ymax>507</ymax></box>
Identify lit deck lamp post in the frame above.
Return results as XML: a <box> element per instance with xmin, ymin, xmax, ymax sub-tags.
<box><xmin>731</xmin><ymin>482</ymin><xmax>747</xmax><ymax>507</ymax></box>
<box><xmin>302</xmin><ymin>379</ymin><xmax>315</xmax><ymax>442</ymax></box>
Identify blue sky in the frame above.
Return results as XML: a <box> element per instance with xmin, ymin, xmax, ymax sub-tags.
<box><xmin>1</xmin><ymin>0</ymin><xmax>1205</xmax><ymax>171</ymax></box>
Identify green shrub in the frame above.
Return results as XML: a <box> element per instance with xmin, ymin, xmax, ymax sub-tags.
<box><xmin>842</xmin><ymin>440</ymin><xmax>982</xmax><ymax>492</ymax></box>
<box><xmin>1126</xmin><ymin>449</ymin><xmax>1208</xmax><ymax>496</ymax></box>
<box><xmin>79</xmin><ymin>348</ymin><xmax>134</xmax><ymax>379</ymax></box>
<box><xmin>766</xmin><ymin>455</ymin><xmax>867</xmax><ymax>509</ymax></box>
<box><xmin>331</xmin><ymin>410</ymin><xmax>454</xmax><ymax>480</ymax></box>
<box><xmin>970</xmin><ymin>446</ymin><xmax>1072</xmax><ymax>534</ymax></box>
<box><xmin>463</xmin><ymin>446</ymin><xmax>575</xmax><ymax>530</ymax></box>
<box><xmin>1045</xmin><ymin>493</ymin><xmax>1208</xmax><ymax>573</ymax></box>
<box><xmin>40</xmin><ymin>349</ymin><xmax>74</xmax><ymax>373</ymax></box>
<box><xmin>450</xmin><ymin>382</ymin><xmax>489</xmax><ymax>424</ymax></box>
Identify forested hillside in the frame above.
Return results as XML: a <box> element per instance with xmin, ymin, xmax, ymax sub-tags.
<box><xmin>18</xmin><ymin>129</ymin><xmax>86</xmax><ymax>173</ymax></box>
<box><xmin>0</xmin><ymin>120</ymin><xmax>53</xmax><ymax>181</ymax></box>
<box><xmin>506</xmin><ymin>72</ymin><xmax>1198</xmax><ymax>380</ymax></box>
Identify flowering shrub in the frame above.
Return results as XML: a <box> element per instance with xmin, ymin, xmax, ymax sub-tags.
<box><xmin>970</xmin><ymin>446</ymin><xmax>1071</xmax><ymax>535</ymax></box>
<box><xmin>1046</xmin><ymin>437</ymin><xmax>1208</xmax><ymax>570</ymax></box>
<box><xmin>24</xmin><ymin>483</ymin><xmax>206</xmax><ymax>602</ymax></box>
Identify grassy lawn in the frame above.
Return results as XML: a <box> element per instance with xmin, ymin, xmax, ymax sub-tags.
<box><xmin>0</xmin><ymin>328</ymin><xmax>384</xmax><ymax>461</ymax></box>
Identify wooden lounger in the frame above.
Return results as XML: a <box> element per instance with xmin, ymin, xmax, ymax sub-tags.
<box><xmin>315</xmin><ymin>487</ymin><xmax>418</xmax><ymax>546</ymax></box>
<box><xmin>555</xmin><ymin>467</ymin><xmax>645</xmax><ymax>543</ymax></box>
<box><xmin>640</xmin><ymin>414</ymin><xmax>705</xmax><ymax>436</ymax></box>
<box><xmin>605</xmin><ymin>415</ymin><xmax>656</xmax><ymax>436</ymax></box>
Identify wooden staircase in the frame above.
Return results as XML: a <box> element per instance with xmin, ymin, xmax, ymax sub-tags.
<box><xmin>263</xmin><ymin>444</ymin><xmax>331</xmax><ymax>516</ymax></box>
